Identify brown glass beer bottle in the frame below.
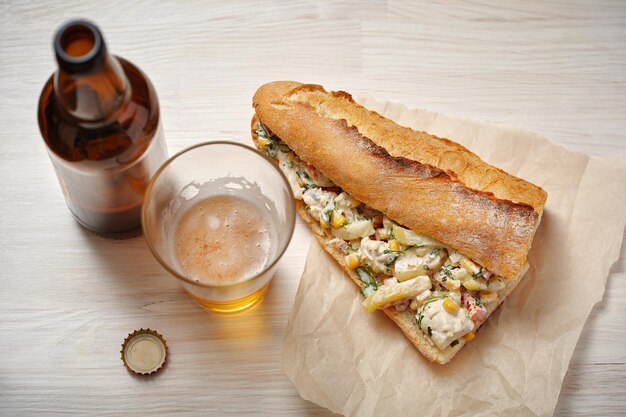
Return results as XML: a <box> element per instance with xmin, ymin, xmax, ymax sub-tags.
<box><xmin>37</xmin><ymin>20</ymin><xmax>168</xmax><ymax>238</ymax></box>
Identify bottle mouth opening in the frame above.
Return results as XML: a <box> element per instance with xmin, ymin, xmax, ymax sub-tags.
<box><xmin>54</xmin><ymin>19</ymin><xmax>104</xmax><ymax>71</ymax></box>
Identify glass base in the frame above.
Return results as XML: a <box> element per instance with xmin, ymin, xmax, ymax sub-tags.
<box><xmin>187</xmin><ymin>282</ymin><xmax>271</xmax><ymax>315</ymax></box>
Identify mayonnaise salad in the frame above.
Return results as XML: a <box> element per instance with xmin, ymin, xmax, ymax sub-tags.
<box><xmin>257</xmin><ymin>123</ymin><xmax>507</xmax><ymax>350</ymax></box>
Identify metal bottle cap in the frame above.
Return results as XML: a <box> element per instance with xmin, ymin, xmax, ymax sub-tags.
<box><xmin>121</xmin><ymin>329</ymin><xmax>168</xmax><ymax>375</ymax></box>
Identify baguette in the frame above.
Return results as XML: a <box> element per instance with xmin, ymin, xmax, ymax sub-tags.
<box><xmin>251</xmin><ymin>81</ymin><xmax>546</xmax><ymax>364</ymax></box>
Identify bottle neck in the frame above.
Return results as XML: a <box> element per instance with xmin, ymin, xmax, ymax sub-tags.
<box><xmin>53</xmin><ymin>20</ymin><xmax>129</xmax><ymax>122</ymax></box>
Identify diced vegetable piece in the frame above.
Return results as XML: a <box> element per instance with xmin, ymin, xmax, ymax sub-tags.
<box><xmin>361</xmin><ymin>286</ymin><xmax>375</xmax><ymax>298</ymax></box>
<box><xmin>331</xmin><ymin>212</ymin><xmax>347</xmax><ymax>228</ymax></box>
<box><xmin>363</xmin><ymin>275</ymin><xmax>431</xmax><ymax>313</ymax></box>
<box><xmin>319</xmin><ymin>216</ymin><xmax>330</xmax><ymax>228</ymax></box>
<box><xmin>394</xmin><ymin>247</ymin><xmax>442</xmax><ymax>281</ymax></box>
<box><xmin>479</xmin><ymin>291</ymin><xmax>497</xmax><ymax>304</ymax></box>
<box><xmin>484</xmin><ymin>278</ymin><xmax>506</xmax><ymax>292</ymax></box>
<box><xmin>443</xmin><ymin>298</ymin><xmax>459</xmax><ymax>314</ymax></box>
<box><xmin>331</xmin><ymin>219</ymin><xmax>375</xmax><ymax>240</ymax></box>
<box><xmin>383</xmin><ymin>277</ymin><xmax>399</xmax><ymax>286</ymax></box>
<box><xmin>415</xmin><ymin>289</ymin><xmax>432</xmax><ymax>305</ymax></box>
<box><xmin>448</xmin><ymin>250</ymin><xmax>463</xmax><ymax>264</ymax></box>
<box><xmin>462</xmin><ymin>279</ymin><xmax>480</xmax><ymax>291</ymax></box>
<box><xmin>388</xmin><ymin>239</ymin><xmax>399</xmax><ymax>251</ymax></box>
<box><xmin>395</xmin><ymin>262</ymin><xmax>427</xmax><ymax>281</ymax></box>
<box><xmin>344</xmin><ymin>253</ymin><xmax>359</xmax><ymax>270</ymax></box>
<box><xmin>258</xmin><ymin>137</ymin><xmax>271</xmax><ymax>148</ymax></box>
<box><xmin>461</xmin><ymin>291</ymin><xmax>488</xmax><ymax>323</ymax></box>
<box><xmin>451</xmin><ymin>267</ymin><xmax>470</xmax><ymax>282</ymax></box>
<box><xmin>463</xmin><ymin>331</ymin><xmax>476</xmax><ymax>341</ymax></box>
<box><xmin>376</xmin><ymin>228</ymin><xmax>390</xmax><ymax>241</ymax></box>
<box><xmin>460</xmin><ymin>258</ymin><xmax>481</xmax><ymax>275</ymax></box>
<box><xmin>392</xmin><ymin>225</ymin><xmax>442</xmax><ymax>247</ymax></box>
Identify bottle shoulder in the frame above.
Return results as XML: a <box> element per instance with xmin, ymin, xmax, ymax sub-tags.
<box><xmin>38</xmin><ymin>57</ymin><xmax>160</xmax><ymax>165</ymax></box>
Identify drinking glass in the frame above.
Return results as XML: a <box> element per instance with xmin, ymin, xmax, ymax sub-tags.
<box><xmin>142</xmin><ymin>141</ymin><xmax>295</xmax><ymax>314</ymax></box>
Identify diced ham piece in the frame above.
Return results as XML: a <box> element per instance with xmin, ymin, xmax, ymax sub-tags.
<box><xmin>394</xmin><ymin>299</ymin><xmax>409</xmax><ymax>312</ymax></box>
<box><xmin>321</xmin><ymin>186</ymin><xmax>342</xmax><ymax>194</ymax></box>
<box><xmin>462</xmin><ymin>290</ymin><xmax>487</xmax><ymax>323</ymax></box>
<box><xmin>482</xmin><ymin>270</ymin><xmax>493</xmax><ymax>280</ymax></box>
<box><xmin>334</xmin><ymin>239</ymin><xmax>348</xmax><ymax>252</ymax></box>
<box><xmin>305</xmin><ymin>163</ymin><xmax>325</xmax><ymax>184</ymax></box>
<box><xmin>372</xmin><ymin>214</ymin><xmax>383</xmax><ymax>229</ymax></box>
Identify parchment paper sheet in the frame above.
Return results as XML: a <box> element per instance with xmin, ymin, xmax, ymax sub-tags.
<box><xmin>282</xmin><ymin>96</ymin><xmax>626</xmax><ymax>417</ymax></box>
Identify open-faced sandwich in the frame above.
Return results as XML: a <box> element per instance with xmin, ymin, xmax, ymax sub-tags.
<box><xmin>251</xmin><ymin>81</ymin><xmax>547</xmax><ymax>364</ymax></box>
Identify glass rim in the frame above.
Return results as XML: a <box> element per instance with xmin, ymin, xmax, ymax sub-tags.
<box><xmin>141</xmin><ymin>140</ymin><xmax>296</xmax><ymax>290</ymax></box>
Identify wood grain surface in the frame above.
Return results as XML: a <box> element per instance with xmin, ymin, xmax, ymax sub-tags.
<box><xmin>1</xmin><ymin>1</ymin><xmax>624</xmax><ymax>415</ymax></box>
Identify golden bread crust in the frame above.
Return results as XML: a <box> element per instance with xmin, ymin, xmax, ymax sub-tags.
<box><xmin>252</xmin><ymin>81</ymin><xmax>546</xmax><ymax>278</ymax></box>
<box><xmin>252</xmin><ymin>116</ymin><xmax>527</xmax><ymax>364</ymax></box>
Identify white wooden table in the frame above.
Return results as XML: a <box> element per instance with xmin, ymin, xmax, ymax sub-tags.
<box><xmin>1</xmin><ymin>1</ymin><xmax>624</xmax><ymax>415</ymax></box>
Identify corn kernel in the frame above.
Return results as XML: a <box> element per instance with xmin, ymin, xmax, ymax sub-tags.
<box><xmin>463</xmin><ymin>331</ymin><xmax>476</xmax><ymax>342</ymax></box>
<box><xmin>349</xmin><ymin>198</ymin><xmax>361</xmax><ymax>208</ymax></box>
<box><xmin>331</xmin><ymin>212</ymin><xmax>347</xmax><ymax>228</ymax></box>
<box><xmin>258</xmin><ymin>137</ymin><xmax>270</xmax><ymax>148</ymax></box>
<box><xmin>460</xmin><ymin>258</ymin><xmax>480</xmax><ymax>275</ymax></box>
<box><xmin>388</xmin><ymin>239</ymin><xmax>399</xmax><ymax>251</ymax></box>
<box><xmin>479</xmin><ymin>291</ymin><xmax>497</xmax><ymax>304</ymax></box>
<box><xmin>345</xmin><ymin>253</ymin><xmax>359</xmax><ymax>270</ymax></box>
<box><xmin>462</xmin><ymin>279</ymin><xmax>480</xmax><ymax>291</ymax></box>
<box><xmin>443</xmin><ymin>298</ymin><xmax>459</xmax><ymax>314</ymax></box>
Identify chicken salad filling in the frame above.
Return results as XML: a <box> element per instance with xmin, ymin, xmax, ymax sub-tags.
<box><xmin>256</xmin><ymin>122</ymin><xmax>506</xmax><ymax>350</ymax></box>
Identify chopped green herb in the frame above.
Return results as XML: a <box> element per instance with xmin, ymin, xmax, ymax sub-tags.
<box><xmin>322</xmin><ymin>203</ymin><xmax>335</xmax><ymax>224</ymax></box>
<box><xmin>303</xmin><ymin>183</ymin><xmax>318</xmax><ymax>191</ymax></box>
<box><xmin>474</xmin><ymin>298</ymin><xmax>483</xmax><ymax>307</ymax></box>
<box><xmin>430</xmin><ymin>248</ymin><xmax>441</xmax><ymax>256</ymax></box>
<box><xmin>266</xmin><ymin>142</ymin><xmax>277</xmax><ymax>157</ymax></box>
<box><xmin>486</xmin><ymin>281</ymin><xmax>491</xmax><ymax>287</ymax></box>
<box><xmin>424</xmin><ymin>264</ymin><xmax>430</xmax><ymax>271</ymax></box>
<box><xmin>383</xmin><ymin>249</ymin><xmax>404</xmax><ymax>254</ymax></box>
<box><xmin>416</xmin><ymin>313</ymin><xmax>424</xmax><ymax>327</ymax></box>
<box><xmin>323</xmin><ymin>209</ymin><xmax>333</xmax><ymax>222</ymax></box>
<box><xmin>356</xmin><ymin>267</ymin><xmax>377</xmax><ymax>288</ymax></box>
<box><xmin>473</xmin><ymin>267</ymin><xmax>484</xmax><ymax>279</ymax></box>
<box><xmin>256</xmin><ymin>124</ymin><xmax>269</xmax><ymax>139</ymax></box>
<box><xmin>297</xmin><ymin>169</ymin><xmax>312</xmax><ymax>181</ymax></box>
<box><xmin>440</xmin><ymin>265</ymin><xmax>454</xmax><ymax>280</ymax></box>
<box><xmin>389</xmin><ymin>226</ymin><xmax>395</xmax><ymax>240</ymax></box>
<box><xmin>423</xmin><ymin>295</ymin><xmax>447</xmax><ymax>306</ymax></box>
<box><xmin>450</xmin><ymin>339</ymin><xmax>459</xmax><ymax>347</ymax></box>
